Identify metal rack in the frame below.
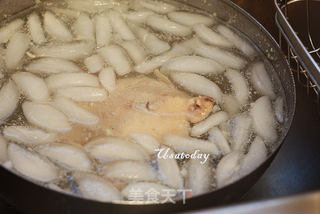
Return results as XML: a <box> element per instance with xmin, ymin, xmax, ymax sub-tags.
<box><xmin>275</xmin><ymin>0</ymin><xmax>320</xmax><ymax>112</ymax></box>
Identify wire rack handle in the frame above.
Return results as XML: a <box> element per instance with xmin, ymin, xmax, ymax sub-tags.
<box><xmin>275</xmin><ymin>0</ymin><xmax>320</xmax><ymax>92</ymax></box>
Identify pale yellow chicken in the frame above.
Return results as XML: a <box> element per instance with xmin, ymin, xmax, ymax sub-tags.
<box><xmin>59</xmin><ymin>75</ymin><xmax>214</xmax><ymax>145</ymax></box>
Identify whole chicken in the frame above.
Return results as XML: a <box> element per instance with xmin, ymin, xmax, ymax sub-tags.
<box><xmin>59</xmin><ymin>75</ymin><xmax>214</xmax><ymax>144</ymax></box>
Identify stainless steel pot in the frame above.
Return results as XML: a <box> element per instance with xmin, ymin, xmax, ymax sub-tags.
<box><xmin>0</xmin><ymin>0</ymin><xmax>296</xmax><ymax>213</ymax></box>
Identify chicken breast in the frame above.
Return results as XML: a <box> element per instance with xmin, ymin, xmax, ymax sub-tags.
<box><xmin>59</xmin><ymin>76</ymin><xmax>214</xmax><ymax>144</ymax></box>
